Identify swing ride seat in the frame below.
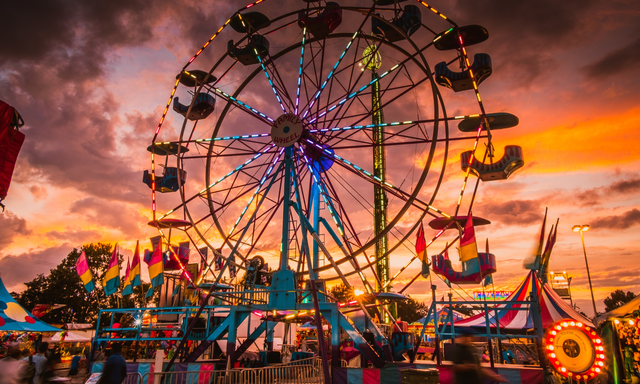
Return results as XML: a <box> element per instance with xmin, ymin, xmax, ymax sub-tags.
<box><xmin>0</xmin><ymin>100</ymin><xmax>25</xmax><ymax>203</ymax></box>
<box><xmin>142</xmin><ymin>167</ymin><xmax>187</xmax><ymax>193</ymax></box>
<box><xmin>390</xmin><ymin>332</ymin><xmax>414</xmax><ymax>361</ymax></box>
<box><xmin>147</xmin><ymin>218</ymin><xmax>192</xmax><ymax>228</ymax></box>
<box><xmin>460</xmin><ymin>145</ymin><xmax>524</xmax><ymax>181</ymax></box>
<box><xmin>176</xmin><ymin>69</ymin><xmax>217</xmax><ymax>88</ymax></box>
<box><xmin>298</xmin><ymin>2</ymin><xmax>342</xmax><ymax>39</ymax></box>
<box><xmin>173</xmin><ymin>93</ymin><xmax>215</xmax><ymax>121</ymax></box>
<box><xmin>435</xmin><ymin>53</ymin><xmax>492</xmax><ymax>92</ymax></box>
<box><xmin>433</xmin><ymin>25</ymin><xmax>489</xmax><ymax>51</ymax></box>
<box><xmin>371</xmin><ymin>5</ymin><xmax>421</xmax><ymax>42</ymax></box>
<box><xmin>428</xmin><ymin>215</ymin><xmax>491</xmax><ymax>230</ymax></box>
<box><xmin>457</xmin><ymin>112</ymin><xmax>519</xmax><ymax>133</ymax></box>
<box><xmin>228</xmin><ymin>35</ymin><xmax>270</xmax><ymax>66</ymax></box>
<box><xmin>147</xmin><ymin>142</ymin><xmax>189</xmax><ymax>156</ymax></box>
<box><xmin>431</xmin><ymin>252</ymin><xmax>496</xmax><ymax>284</ymax></box>
<box><xmin>229</xmin><ymin>12</ymin><xmax>271</xmax><ymax>34</ymax></box>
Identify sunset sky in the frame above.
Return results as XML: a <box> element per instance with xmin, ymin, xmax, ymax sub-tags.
<box><xmin>1</xmin><ymin>0</ymin><xmax>639</xmax><ymax>317</ymax></box>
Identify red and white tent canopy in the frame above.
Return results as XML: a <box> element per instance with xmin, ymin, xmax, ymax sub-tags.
<box><xmin>455</xmin><ymin>271</ymin><xmax>593</xmax><ymax>330</ymax></box>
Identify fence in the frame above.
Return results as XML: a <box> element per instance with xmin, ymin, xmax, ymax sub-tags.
<box><xmin>140</xmin><ymin>358</ymin><xmax>324</xmax><ymax>384</ymax></box>
<box><xmin>125</xmin><ymin>372</ymin><xmax>142</xmax><ymax>384</ymax></box>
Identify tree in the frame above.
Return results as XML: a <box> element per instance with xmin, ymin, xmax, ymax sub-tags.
<box><xmin>15</xmin><ymin>243</ymin><xmax>159</xmax><ymax>326</ymax></box>
<box><xmin>604</xmin><ymin>290</ymin><xmax>637</xmax><ymax>313</ymax></box>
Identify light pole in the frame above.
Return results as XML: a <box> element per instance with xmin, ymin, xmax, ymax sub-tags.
<box><xmin>572</xmin><ymin>224</ymin><xmax>598</xmax><ymax>318</ymax></box>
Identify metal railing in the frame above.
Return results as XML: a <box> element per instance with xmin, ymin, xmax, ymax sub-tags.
<box><xmin>125</xmin><ymin>372</ymin><xmax>142</xmax><ymax>384</ymax></box>
<box><xmin>140</xmin><ymin>361</ymin><xmax>324</xmax><ymax>384</ymax></box>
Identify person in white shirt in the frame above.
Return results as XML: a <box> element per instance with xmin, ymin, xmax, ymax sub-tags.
<box><xmin>24</xmin><ymin>342</ymin><xmax>49</xmax><ymax>384</ymax></box>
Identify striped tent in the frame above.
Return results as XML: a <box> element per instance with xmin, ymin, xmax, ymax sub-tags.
<box><xmin>455</xmin><ymin>271</ymin><xmax>593</xmax><ymax>330</ymax></box>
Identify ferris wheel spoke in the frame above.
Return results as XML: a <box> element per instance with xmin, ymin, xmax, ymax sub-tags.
<box><xmin>213</xmin><ymin>88</ymin><xmax>275</xmax><ymax>124</ymax></box>
<box><xmin>303</xmin><ymin>138</ymin><xmax>450</xmax><ymax>218</ymax></box>
<box><xmin>306</xmin><ymin>38</ymin><xmax>432</xmax><ymax>126</ymax></box>
<box><xmin>300</xmin><ymin>7</ymin><xmax>375</xmax><ymax>120</ymax></box>
<box><xmin>294</xmin><ymin>28</ymin><xmax>308</xmax><ymax>115</ymax></box>
<box><xmin>222</xmin><ymin>147</ymin><xmax>285</xmax><ymax>240</ymax></box>
<box><xmin>158</xmin><ymin>144</ymin><xmax>276</xmax><ymax>219</ymax></box>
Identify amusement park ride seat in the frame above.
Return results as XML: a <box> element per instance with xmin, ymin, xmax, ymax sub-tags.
<box><xmin>142</xmin><ymin>166</ymin><xmax>187</xmax><ymax>193</ymax></box>
<box><xmin>433</xmin><ymin>25</ymin><xmax>489</xmax><ymax>51</ymax></box>
<box><xmin>428</xmin><ymin>215</ymin><xmax>491</xmax><ymax>230</ymax></box>
<box><xmin>298</xmin><ymin>2</ymin><xmax>342</xmax><ymax>39</ymax></box>
<box><xmin>457</xmin><ymin>112</ymin><xmax>519</xmax><ymax>133</ymax></box>
<box><xmin>176</xmin><ymin>69</ymin><xmax>217</xmax><ymax>88</ymax></box>
<box><xmin>435</xmin><ymin>53</ymin><xmax>492</xmax><ymax>92</ymax></box>
<box><xmin>173</xmin><ymin>93</ymin><xmax>216</xmax><ymax>121</ymax></box>
<box><xmin>460</xmin><ymin>145</ymin><xmax>525</xmax><ymax>181</ymax></box>
<box><xmin>229</xmin><ymin>12</ymin><xmax>272</xmax><ymax>34</ymax></box>
<box><xmin>147</xmin><ymin>142</ymin><xmax>189</xmax><ymax>156</ymax></box>
<box><xmin>372</xmin><ymin>5</ymin><xmax>421</xmax><ymax>42</ymax></box>
<box><xmin>228</xmin><ymin>35</ymin><xmax>270</xmax><ymax>65</ymax></box>
<box><xmin>432</xmin><ymin>251</ymin><xmax>497</xmax><ymax>284</ymax></box>
<box><xmin>390</xmin><ymin>332</ymin><xmax>415</xmax><ymax>361</ymax></box>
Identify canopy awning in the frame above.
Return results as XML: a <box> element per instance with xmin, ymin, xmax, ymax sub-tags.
<box><xmin>0</xmin><ymin>278</ymin><xmax>61</xmax><ymax>332</ymax></box>
<box><xmin>455</xmin><ymin>271</ymin><xmax>594</xmax><ymax>331</ymax></box>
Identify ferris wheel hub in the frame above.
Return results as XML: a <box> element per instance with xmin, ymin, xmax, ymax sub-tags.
<box><xmin>271</xmin><ymin>113</ymin><xmax>303</xmax><ymax>147</ymax></box>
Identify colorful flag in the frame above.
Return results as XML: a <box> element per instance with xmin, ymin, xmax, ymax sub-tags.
<box><xmin>32</xmin><ymin>304</ymin><xmax>66</xmax><ymax>318</ymax></box>
<box><xmin>483</xmin><ymin>275</ymin><xmax>493</xmax><ymax>286</ymax></box>
<box><xmin>539</xmin><ymin>218</ymin><xmax>559</xmax><ymax>282</ymax></box>
<box><xmin>103</xmin><ymin>245</ymin><xmax>120</xmax><ymax>296</ymax></box>
<box><xmin>122</xmin><ymin>258</ymin><xmax>133</xmax><ymax>296</ymax></box>
<box><xmin>147</xmin><ymin>245</ymin><xmax>164</xmax><ymax>291</ymax></box>
<box><xmin>145</xmin><ymin>236</ymin><xmax>162</xmax><ymax>265</ymax></box>
<box><xmin>415</xmin><ymin>222</ymin><xmax>428</xmax><ymax>263</ymax></box>
<box><xmin>75</xmin><ymin>250</ymin><xmax>95</xmax><ymax>293</ymax></box>
<box><xmin>524</xmin><ymin>208</ymin><xmax>547</xmax><ymax>270</ymax></box>
<box><xmin>459</xmin><ymin>214</ymin><xmax>478</xmax><ymax>262</ymax></box>
<box><xmin>130</xmin><ymin>241</ymin><xmax>142</xmax><ymax>287</ymax></box>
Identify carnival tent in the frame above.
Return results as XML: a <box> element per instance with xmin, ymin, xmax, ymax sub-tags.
<box><xmin>594</xmin><ymin>295</ymin><xmax>640</xmax><ymax>325</ymax></box>
<box><xmin>454</xmin><ymin>271</ymin><xmax>593</xmax><ymax>331</ymax></box>
<box><xmin>0</xmin><ymin>277</ymin><xmax>60</xmax><ymax>332</ymax></box>
<box><xmin>413</xmin><ymin>308</ymin><xmax>466</xmax><ymax>326</ymax></box>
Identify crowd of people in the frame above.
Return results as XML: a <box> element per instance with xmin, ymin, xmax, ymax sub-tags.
<box><xmin>0</xmin><ymin>342</ymin><xmax>62</xmax><ymax>384</ymax></box>
<box><xmin>615</xmin><ymin>320</ymin><xmax>640</xmax><ymax>381</ymax></box>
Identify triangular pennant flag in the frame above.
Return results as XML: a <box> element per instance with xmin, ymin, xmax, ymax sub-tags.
<box><xmin>146</xmin><ymin>286</ymin><xmax>155</xmax><ymax>298</ymax></box>
<box><xmin>524</xmin><ymin>208</ymin><xmax>547</xmax><ymax>270</ymax></box>
<box><xmin>483</xmin><ymin>275</ymin><xmax>493</xmax><ymax>286</ymax></box>
<box><xmin>130</xmin><ymin>241</ymin><xmax>142</xmax><ymax>287</ymax></box>
<box><xmin>147</xmin><ymin>246</ymin><xmax>164</xmax><ymax>290</ymax></box>
<box><xmin>103</xmin><ymin>244</ymin><xmax>120</xmax><ymax>296</ymax></box>
<box><xmin>75</xmin><ymin>250</ymin><xmax>95</xmax><ymax>293</ymax></box>
<box><xmin>122</xmin><ymin>258</ymin><xmax>133</xmax><ymax>296</ymax></box>
<box><xmin>415</xmin><ymin>222</ymin><xmax>428</xmax><ymax>263</ymax></box>
<box><xmin>172</xmin><ymin>285</ymin><xmax>181</xmax><ymax>297</ymax></box>
<box><xmin>459</xmin><ymin>213</ymin><xmax>478</xmax><ymax>262</ymax></box>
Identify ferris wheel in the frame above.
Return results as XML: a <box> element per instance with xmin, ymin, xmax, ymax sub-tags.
<box><xmin>144</xmin><ymin>0</ymin><xmax>522</xmax><ymax>311</ymax></box>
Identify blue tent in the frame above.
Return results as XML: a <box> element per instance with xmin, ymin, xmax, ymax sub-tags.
<box><xmin>0</xmin><ymin>278</ymin><xmax>60</xmax><ymax>332</ymax></box>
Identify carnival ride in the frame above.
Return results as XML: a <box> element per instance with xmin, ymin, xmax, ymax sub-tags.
<box><xmin>90</xmin><ymin>0</ymin><xmax>598</xmax><ymax>378</ymax></box>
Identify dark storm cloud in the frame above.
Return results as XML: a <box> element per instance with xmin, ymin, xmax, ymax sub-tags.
<box><xmin>582</xmin><ymin>38</ymin><xmax>640</xmax><ymax>79</ymax></box>
<box><xmin>435</xmin><ymin>0</ymin><xmax>599</xmax><ymax>87</ymax></box>
<box><xmin>573</xmin><ymin>175</ymin><xmax>640</xmax><ymax>206</ymax></box>
<box><xmin>592</xmin><ymin>208</ymin><xmax>640</xmax><ymax>230</ymax></box>
<box><xmin>0</xmin><ymin>211</ymin><xmax>32</xmax><ymax>246</ymax></box>
<box><xmin>0</xmin><ymin>244</ymin><xmax>71</xmax><ymax>291</ymax></box>
<box><xmin>474</xmin><ymin>198</ymin><xmax>544</xmax><ymax>226</ymax></box>
<box><xmin>0</xmin><ymin>0</ymin><xmax>227</xmax><ymax>216</ymax></box>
